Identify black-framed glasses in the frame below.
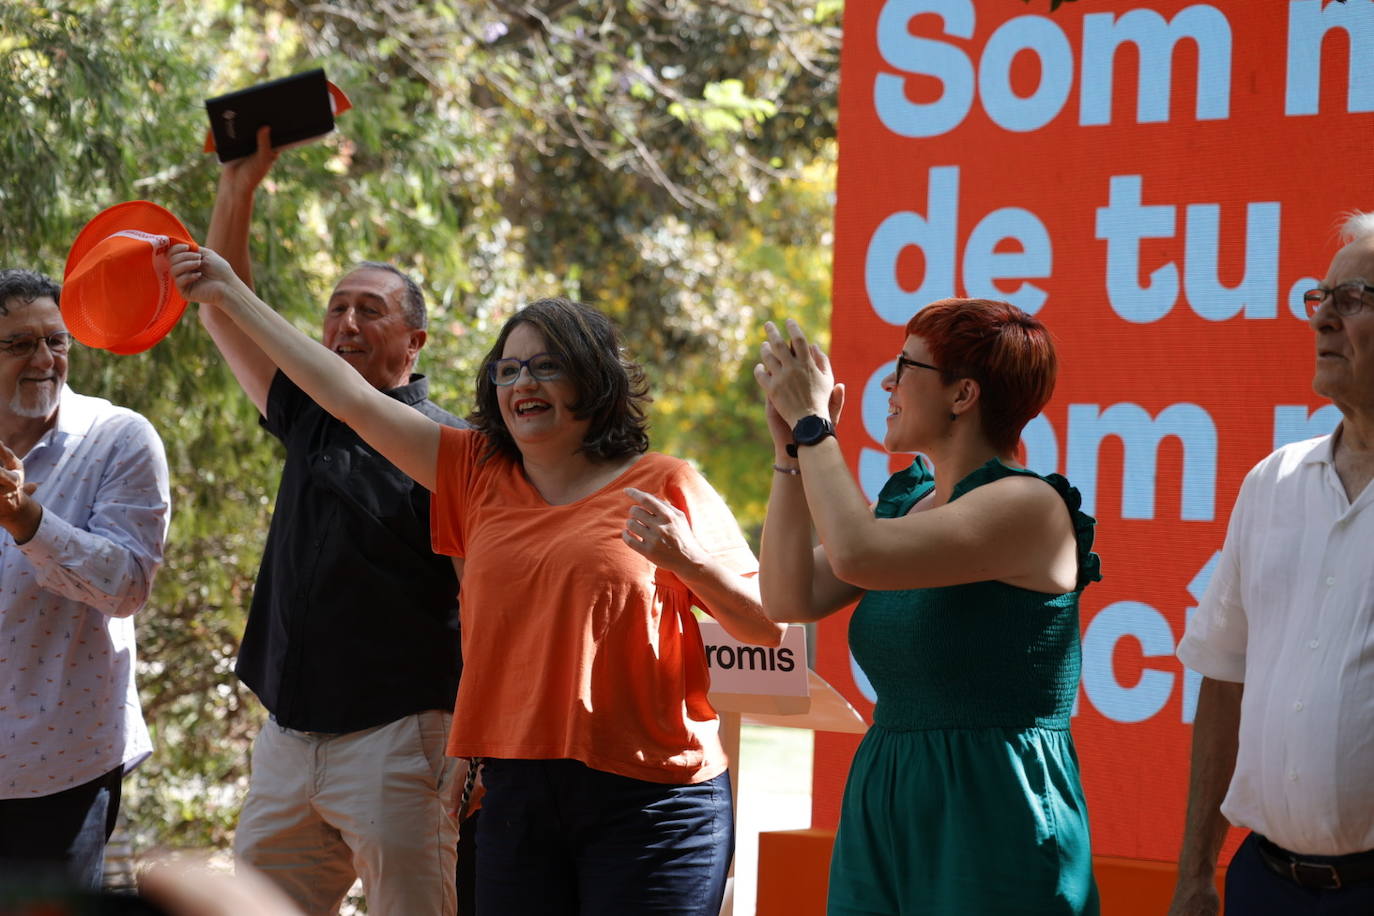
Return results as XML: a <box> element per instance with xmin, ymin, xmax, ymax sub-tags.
<box><xmin>0</xmin><ymin>332</ymin><xmax>72</xmax><ymax>358</ymax></box>
<box><xmin>1303</xmin><ymin>280</ymin><xmax>1374</xmax><ymax>318</ymax></box>
<box><xmin>488</xmin><ymin>352</ymin><xmax>565</xmax><ymax>386</ymax></box>
<box><xmin>894</xmin><ymin>354</ymin><xmax>941</xmax><ymax>384</ymax></box>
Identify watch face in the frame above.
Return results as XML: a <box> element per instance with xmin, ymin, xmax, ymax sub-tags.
<box><xmin>793</xmin><ymin>415</ymin><xmax>834</xmax><ymax>445</ymax></box>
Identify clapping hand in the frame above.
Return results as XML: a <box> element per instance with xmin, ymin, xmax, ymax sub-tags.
<box><xmin>754</xmin><ymin>319</ymin><xmax>844</xmax><ymax>449</ymax></box>
<box><xmin>0</xmin><ymin>441</ymin><xmax>41</xmax><ymax>541</ymax></box>
<box><xmin>0</xmin><ymin>442</ymin><xmax>36</xmax><ymax>520</ymax></box>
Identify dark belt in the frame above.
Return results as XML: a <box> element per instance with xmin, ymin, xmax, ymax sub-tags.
<box><xmin>1255</xmin><ymin>834</ymin><xmax>1374</xmax><ymax>891</ymax></box>
<box><xmin>268</xmin><ymin>714</ymin><xmax>342</xmax><ymax>739</ymax></box>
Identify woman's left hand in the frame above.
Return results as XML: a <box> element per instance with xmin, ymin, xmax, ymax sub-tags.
<box><xmin>622</xmin><ymin>487</ymin><xmax>706</xmax><ymax>576</ymax></box>
<box><xmin>754</xmin><ymin>319</ymin><xmax>836</xmax><ymax>426</ymax></box>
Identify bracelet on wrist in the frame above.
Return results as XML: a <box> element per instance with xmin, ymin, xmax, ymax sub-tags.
<box><xmin>773</xmin><ymin>464</ymin><xmax>801</xmax><ymax>476</ymax></box>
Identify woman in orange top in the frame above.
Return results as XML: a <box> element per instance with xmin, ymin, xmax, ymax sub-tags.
<box><xmin>173</xmin><ymin>247</ymin><xmax>784</xmax><ymax>915</ymax></box>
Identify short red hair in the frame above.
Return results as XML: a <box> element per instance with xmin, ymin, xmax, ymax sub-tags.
<box><xmin>906</xmin><ymin>298</ymin><xmax>1057</xmax><ymax>454</ymax></box>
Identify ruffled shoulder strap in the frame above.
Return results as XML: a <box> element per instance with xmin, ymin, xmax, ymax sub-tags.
<box><xmin>950</xmin><ymin>459</ymin><xmax>1102</xmax><ymax>591</ymax></box>
<box><xmin>873</xmin><ymin>458</ymin><xmax>936</xmax><ymax>520</ymax></box>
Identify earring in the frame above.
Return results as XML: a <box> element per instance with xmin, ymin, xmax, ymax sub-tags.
<box><xmin>949</xmin><ymin>411</ymin><xmax>957</xmax><ymax>421</ymax></box>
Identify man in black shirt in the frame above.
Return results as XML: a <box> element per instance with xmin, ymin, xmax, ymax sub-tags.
<box><xmin>202</xmin><ymin>130</ymin><xmax>467</xmax><ymax>916</ymax></box>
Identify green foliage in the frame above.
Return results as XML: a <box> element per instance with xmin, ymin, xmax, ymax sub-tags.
<box><xmin>1</xmin><ymin>0</ymin><xmax>839</xmax><ymax>852</ymax></box>
<box><xmin>669</xmin><ymin>79</ymin><xmax>779</xmax><ymax>134</ymax></box>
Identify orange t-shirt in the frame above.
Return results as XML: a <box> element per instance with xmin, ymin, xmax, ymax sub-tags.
<box><xmin>431</xmin><ymin>427</ymin><xmax>758</xmax><ymax>785</ymax></box>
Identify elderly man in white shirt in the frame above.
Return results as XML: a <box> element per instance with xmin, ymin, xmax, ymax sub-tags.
<box><xmin>1168</xmin><ymin>212</ymin><xmax>1374</xmax><ymax>916</ymax></box>
<box><xmin>0</xmin><ymin>268</ymin><xmax>170</xmax><ymax>889</ymax></box>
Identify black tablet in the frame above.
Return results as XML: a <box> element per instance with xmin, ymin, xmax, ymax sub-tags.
<box><xmin>205</xmin><ymin>68</ymin><xmax>335</xmax><ymax>162</ymax></box>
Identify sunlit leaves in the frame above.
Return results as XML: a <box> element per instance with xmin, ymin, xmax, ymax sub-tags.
<box><xmin>3</xmin><ymin>0</ymin><xmax>840</xmax><ymax>852</ymax></box>
<box><xmin>668</xmin><ymin>79</ymin><xmax>779</xmax><ymax>134</ymax></box>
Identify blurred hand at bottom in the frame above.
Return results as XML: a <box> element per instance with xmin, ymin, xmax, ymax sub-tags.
<box><xmin>140</xmin><ymin>860</ymin><xmax>304</xmax><ymax>916</ymax></box>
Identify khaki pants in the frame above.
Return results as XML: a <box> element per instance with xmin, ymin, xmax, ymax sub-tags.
<box><xmin>234</xmin><ymin>711</ymin><xmax>459</xmax><ymax>916</ymax></box>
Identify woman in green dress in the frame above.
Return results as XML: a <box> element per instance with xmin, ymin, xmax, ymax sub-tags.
<box><xmin>754</xmin><ymin>299</ymin><xmax>1101</xmax><ymax>915</ymax></box>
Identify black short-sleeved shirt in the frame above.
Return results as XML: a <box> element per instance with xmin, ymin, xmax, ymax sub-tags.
<box><xmin>235</xmin><ymin>371</ymin><xmax>465</xmax><ymax>732</ymax></box>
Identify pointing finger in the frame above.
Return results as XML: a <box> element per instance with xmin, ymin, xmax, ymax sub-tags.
<box><xmin>624</xmin><ymin>487</ymin><xmax>671</xmax><ymax>515</ymax></box>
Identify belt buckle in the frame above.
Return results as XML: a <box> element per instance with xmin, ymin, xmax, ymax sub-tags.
<box><xmin>1290</xmin><ymin>860</ymin><xmax>1342</xmax><ymax>891</ymax></box>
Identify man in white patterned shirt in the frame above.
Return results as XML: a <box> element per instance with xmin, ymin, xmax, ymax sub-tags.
<box><xmin>0</xmin><ymin>268</ymin><xmax>170</xmax><ymax>888</ymax></box>
<box><xmin>1169</xmin><ymin>213</ymin><xmax>1374</xmax><ymax>915</ymax></box>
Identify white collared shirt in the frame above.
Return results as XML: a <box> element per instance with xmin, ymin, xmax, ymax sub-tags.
<box><xmin>1178</xmin><ymin>431</ymin><xmax>1374</xmax><ymax>855</ymax></box>
<box><xmin>0</xmin><ymin>387</ymin><xmax>169</xmax><ymax>798</ymax></box>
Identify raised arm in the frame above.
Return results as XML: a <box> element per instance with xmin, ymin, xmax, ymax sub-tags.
<box><xmin>755</xmin><ymin>379</ymin><xmax>861</xmax><ymax>623</ymax></box>
<box><xmin>755</xmin><ymin>319</ymin><xmax>1073</xmax><ymax>593</ymax></box>
<box><xmin>200</xmin><ymin>125</ymin><xmax>282</xmax><ymax>416</ymax></box>
<box><xmin>172</xmin><ymin>246</ymin><xmax>442</xmax><ymax>491</ymax></box>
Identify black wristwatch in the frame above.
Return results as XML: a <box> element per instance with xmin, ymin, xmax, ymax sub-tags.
<box><xmin>786</xmin><ymin>415</ymin><xmax>836</xmax><ymax>458</ymax></box>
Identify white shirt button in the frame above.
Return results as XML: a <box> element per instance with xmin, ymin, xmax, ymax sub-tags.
<box><xmin>1309</xmin><ymin>640</ymin><xmax>1320</xmax><ymax>649</ymax></box>
<box><xmin>1325</xmin><ymin>576</ymin><xmax>1336</xmax><ymax>586</ymax></box>
<box><xmin>1293</xmin><ymin>701</ymin><xmax>1304</xmax><ymax>711</ymax></box>
<box><xmin>1288</xmin><ymin>771</ymin><xmax>1299</xmax><ymax>782</ymax></box>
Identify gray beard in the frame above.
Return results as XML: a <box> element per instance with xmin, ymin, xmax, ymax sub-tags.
<box><xmin>10</xmin><ymin>385</ymin><xmax>59</xmax><ymax>420</ymax></box>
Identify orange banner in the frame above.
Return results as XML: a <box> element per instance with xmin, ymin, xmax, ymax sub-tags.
<box><xmin>821</xmin><ymin>0</ymin><xmax>1374</xmax><ymax>863</ymax></box>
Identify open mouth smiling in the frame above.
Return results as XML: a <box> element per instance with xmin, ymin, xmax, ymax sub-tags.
<box><xmin>513</xmin><ymin>398</ymin><xmax>550</xmax><ymax>417</ymax></box>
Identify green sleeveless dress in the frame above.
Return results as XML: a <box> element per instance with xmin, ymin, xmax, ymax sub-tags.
<box><xmin>827</xmin><ymin>459</ymin><xmax>1102</xmax><ymax>915</ymax></box>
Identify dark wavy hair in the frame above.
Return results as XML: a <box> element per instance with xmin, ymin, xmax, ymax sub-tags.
<box><xmin>470</xmin><ymin>297</ymin><xmax>651</xmax><ymax>463</ymax></box>
<box><xmin>0</xmin><ymin>269</ymin><xmax>61</xmax><ymax>315</ymax></box>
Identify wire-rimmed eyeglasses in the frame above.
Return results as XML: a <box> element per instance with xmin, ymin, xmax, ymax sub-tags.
<box><xmin>0</xmin><ymin>332</ymin><xmax>72</xmax><ymax>358</ymax></box>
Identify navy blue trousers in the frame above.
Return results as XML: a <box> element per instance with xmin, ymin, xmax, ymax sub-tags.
<box><xmin>475</xmin><ymin>758</ymin><xmax>733</xmax><ymax>916</ymax></box>
<box><xmin>0</xmin><ymin>765</ymin><xmax>123</xmax><ymax>890</ymax></box>
<box><xmin>1226</xmin><ymin>833</ymin><xmax>1374</xmax><ymax>915</ymax></box>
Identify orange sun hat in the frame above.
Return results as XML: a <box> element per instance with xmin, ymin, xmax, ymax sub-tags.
<box><xmin>62</xmin><ymin>201</ymin><xmax>199</xmax><ymax>355</ymax></box>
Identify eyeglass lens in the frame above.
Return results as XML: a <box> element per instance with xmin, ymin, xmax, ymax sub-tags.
<box><xmin>490</xmin><ymin>354</ymin><xmax>563</xmax><ymax>385</ymax></box>
<box><xmin>1304</xmin><ymin>281</ymin><xmax>1372</xmax><ymax>317</ymax></box>
<box><xmin>0</xmin><ymin>333</ymin><xmax>71</xmax><ymax>356</ymax></box>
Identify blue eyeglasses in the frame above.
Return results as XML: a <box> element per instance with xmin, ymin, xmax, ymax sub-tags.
<box><xmin>488</xmin><ymin>353</ymin><xmax>565</xmax><ymax>386</ymax></box>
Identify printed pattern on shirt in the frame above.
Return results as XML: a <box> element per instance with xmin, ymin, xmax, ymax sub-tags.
<box><xmin>0</xmin><ymin>388</ymin><xmax>169</xmax><ymax>798</ymax></box>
